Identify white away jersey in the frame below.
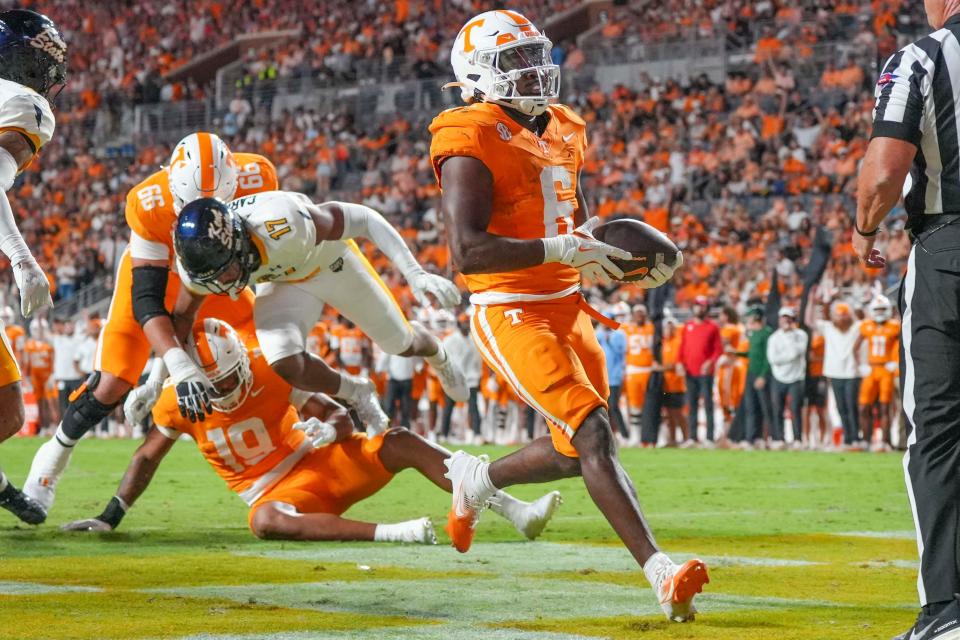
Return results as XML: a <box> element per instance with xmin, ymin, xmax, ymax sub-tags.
<box><xmin>227</xmin><ymin>191</ymin><xmax>348</xmax><ymax>285</ymax></box>
<box><xmin>0</xmin><ymin>78</ymin><xmax>55</xmax><ymax>164</ymax></box>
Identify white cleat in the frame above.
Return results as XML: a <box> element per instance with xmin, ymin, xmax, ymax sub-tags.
<box><xmin>490</xmin><ymin>490</ymin><xmax>562</xmax><ymax>540</ymax></box>
<box><xmin>433</xmin><ymin>355</ymin><xmax>469</xmax><ymax>403</ymax></box>
<box><xmin>443</xmin><ymin>450</ymin><xmax>491</xmax><ymax>552</ymax></box>
<box><xmin>405</xmin><ymin>517</ymin><xmax>438</xmax><ymax>545</ymax></box>
<box><xmin>24</xmin><ymin>438</ymin><xmax>72</xmax><ymax>513</ymax></box>
<box><xmin>650</xmin><ymin>558</ymin><xmax>710</xmax><ymax>622</ymax></box>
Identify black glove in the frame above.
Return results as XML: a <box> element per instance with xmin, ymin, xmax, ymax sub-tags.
<box><xmin>176</xmin><ymin>380</ymin><xmax>213</xmax><ymax>423</ymax></box>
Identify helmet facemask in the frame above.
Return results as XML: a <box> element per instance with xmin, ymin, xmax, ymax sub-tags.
<box><xmin>472</xmin><ymin>38</ymin><xmax>559</xmax><ymax>116</ymax></box>
<box><xmin>204</xmin><ymin>348</ymin><xmax>252</xmax><ymax>413</ymax></box>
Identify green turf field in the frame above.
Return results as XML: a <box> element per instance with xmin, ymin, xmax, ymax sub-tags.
<box><xmin>0</xmin><ymin>438</ymin><xmax>918</xmax><ymax>640</ymax></box>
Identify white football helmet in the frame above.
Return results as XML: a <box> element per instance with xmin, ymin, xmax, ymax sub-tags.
<box><xmin>449</xmin><ymin>10</ymin><xmax>559</xmax><ymax>116</ymax></box>
<box><xmin>869</xmin><ymin>295</ymin><xmax>893</xmax><ymax>323</ymax></box>
<box><xmin>167</xmin><ymin>132</ymin><xmax>238</xmax><ymax>213</ymax></box>
<box><xmin>186</xmin><ymin>318</ymin><xmax>252</xmax><ymax>413</ymax></box>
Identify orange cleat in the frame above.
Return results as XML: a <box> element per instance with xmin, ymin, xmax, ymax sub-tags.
<box><xmin>442</xmin><ymin>451</ymin><xmax>491</xmax><ymax>553</ymax></box>
<box><xmin>655</xmin><ymin>558</ymin><xmax>710</xmax><ymax>622</ymax></box>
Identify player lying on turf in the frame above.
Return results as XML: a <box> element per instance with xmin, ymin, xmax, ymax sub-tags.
<box><xmin>168</xmin><ymin>191</ymin><xmax>468</xmax><ymax>433</ymax></box>
<box><xmin>62</xmin><ymin>319</ymin><xmax>560</xmax><ymax>542</ymax></box>
<box><xmin>430</xmin><ymin>10</ymin><xmax>705</xmax><ymax>622</ymax></box>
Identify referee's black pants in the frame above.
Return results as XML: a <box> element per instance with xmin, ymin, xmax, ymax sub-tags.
<box><xmin>900</xmin><ymin>222</ymin><xmax>960</xmax><ymax>606</ymax></box>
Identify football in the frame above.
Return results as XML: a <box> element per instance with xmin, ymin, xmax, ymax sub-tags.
<box><xmin>593</xmin><ymin>218</ymin><xmax>680</xmax><ymax>282</ymax></box>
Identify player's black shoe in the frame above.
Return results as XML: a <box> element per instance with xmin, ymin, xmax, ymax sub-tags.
<box><xmin>894</xmin><ymin>600</ymin><xmax>960</xmax><ymax>640</ymax></box>
<box><xmin>0</xmin><ymin>481</ymin><xmax>46</xmax><ymax>525</ymax></box>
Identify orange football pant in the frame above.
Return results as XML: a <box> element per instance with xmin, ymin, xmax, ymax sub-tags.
<box><xmin>248</xmin><ymin>433</ymin><xmax>393</xmax><ymax>529</ymax></box>
<box><xmin>471</xmin><ymin>298</ymin><xmax>608</xmax><ymax>458</ymax></box>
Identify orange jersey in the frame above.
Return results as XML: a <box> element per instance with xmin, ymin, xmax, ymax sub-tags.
<box><xmin>622</xmin><ymin>322</ymin><xmax>655</xmax><ymax>371</ymax></box>
<box><xmin>4</xmin><ymin>324</ymin><xmax>25</xmax><ymax>363</ymax></box>
<box><xmin>720</xmin><ymin>323</ymin><xmax>744</xmax><ymax>351</ymax></box>
<box><xmin>152</xmin><ymin>351</ymin><xmax>308</xmax><ymax>504</ymax></box>
<box><xmin>430</xmin><ymin>102</ymin><xmax>587</xmax><ymax>297</ymax></box>
<box><xmin>661</xmin><ymin>332</ymin><xmax>686</xmax><ymax>393</ymax></box>
<box><xmin>24</xmin><ymin>338</ymin><xmax>53</xmax><ymax>380</ymax></box>
<box><xmin>808</xmin><ymin>334</ymin><xmax>825</xmax><ymax>377</ymax></box>
<box><xmin>331</xmin><ymin>325</ymin><xmax>368</xmax><ymax>369</ymax></box>
<box><xmin>125</xmin><ymin>153</ymin><xmax>278</xmax><ymax>257</ymax></box>
<box><xmin>306</xmin><ymin>322</ymin><xmax>330</xmax><ymax>360</ymax></box>
<box><xmin>860</xmin><ymin>319</ymin><xmax>900</xmax><ymax>366</ymax></box>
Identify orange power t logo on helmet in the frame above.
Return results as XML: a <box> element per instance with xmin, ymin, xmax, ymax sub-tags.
<box><xmin>461</xmin><ymin>18</ymin><xmax>484</xmax><ymax>53</ymax></box>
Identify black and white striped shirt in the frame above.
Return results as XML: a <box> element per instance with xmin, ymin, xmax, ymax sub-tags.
<box><xmin>873</xmin><ymin>14</ymin><xmax>960</xmax><ymax>224</ymax></box>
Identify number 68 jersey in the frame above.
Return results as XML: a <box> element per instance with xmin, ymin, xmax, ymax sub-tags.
<box><xmin>126</xmin><ymin>153</ymin><xmax>277</xmax><ymax>263</ymax></box>
<box><xmin>152</xmin><ymin>349</ymin><xmax>313</xmax><ymax>506</ymax></box>
<box><xmin>429</xmin><ymin>102</ymin><xmax>588</xmax><ymax>298</ymax></box>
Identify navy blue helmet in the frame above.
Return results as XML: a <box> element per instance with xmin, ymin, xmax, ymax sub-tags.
<box><xmin>0</xmin><ymin>9</ymin><xmax>67</xmax><ymax>98</ymax></box>
<box><xmin>174</xmin><ymin>198</ymin><xmax>260</xmax><ymax>296</ymax></box>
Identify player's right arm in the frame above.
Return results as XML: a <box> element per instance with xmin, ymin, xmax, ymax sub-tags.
<box><xmin>0</xmin><ymin>130</ymin><xmax>52</xmax><ymax>317</ymax></box>
<box><xmin>60</xmin><ymin>426</ymin><xmax>176</xmax><ymax>532</ymax></box>
<box><xmin>127</xmin><ymin>187</ymin><xmax>212</xmax><ymax>422</ymax></box>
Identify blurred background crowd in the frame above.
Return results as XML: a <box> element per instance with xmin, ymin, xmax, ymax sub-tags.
<box><xmin>0</xmin><ymin>0</ymin><xmax>925</xmax><ymax>449</ymax></box>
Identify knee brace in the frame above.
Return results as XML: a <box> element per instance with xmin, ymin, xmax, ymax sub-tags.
<box><xmin>60</xmin><ymin>373</ymin><xmax>119</xmax><ymax>442</ymax></box>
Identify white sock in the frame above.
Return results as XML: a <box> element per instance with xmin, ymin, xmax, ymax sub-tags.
<box><xmin>33</xmin><ymin>433</ymin><xmax>74</xmax><ymax>477</ymax></box>
<box><xmin>488</xmin><ymin>490</ymin><xmax>526</xmax><ymax>525</ymax></box>
<box><xmin>0</xmin><ymin>471</ymin><xmax>7</xmax><ymax>493</ymax></box>
<box><xmin>475</xmin><ymin>458</ymin><xmax>498</xmax><ymax>501</ymax></box>
<box><xmin>425</xmin><ymin>344</ymin><xmax>447</xmax><ymax>368</ymax></box>
<box><xmin>642</xmin><ymin>551</ymin><xmax>674</xmax><ymax>588</ymax></box>
<box><xmin>374</xmin><ymin>518</ymin><xmax>428</xmax><ymax>543</ymax></box>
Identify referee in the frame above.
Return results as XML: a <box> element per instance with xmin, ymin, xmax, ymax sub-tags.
<box><xmin>855</xmin><ymin>3</ymin><xmax>960</xmax><ymax>638</ymax></box>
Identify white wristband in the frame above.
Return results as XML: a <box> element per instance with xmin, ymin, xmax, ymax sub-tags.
<box><xmin>336</xmin><ymin>372</ymin><xmax>360</xmax><ymax>402</ymax></box>
<box><xmin>162</xmin><ymin>347</ymin><xmax>198</xmax><ymax>384</ymax></box>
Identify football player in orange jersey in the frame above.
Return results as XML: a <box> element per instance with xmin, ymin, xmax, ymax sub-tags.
<box><xmin>431</xmin><ymin>10</ymin><xmax>703</xmax><ymax>621</ymax></box>
<box><xmin>657</xmin><ymin>317</ymin><xmax>689</xmax><ymax>447</ymax></box>
<box><xmin>621</xmin><ymin>304</ymin><xmax>655</xmax><ymax>445</ymax></box>
<box><xmin>330</xmin><ymin>318</ymin><xmax>371</xmax><ymax>376</ymax></box>
<box><xmin>854</xmin><ymin>296</ymin><xmax>900</xmax><ymax>451</ymax></box>
<box><xmin>715</xmin><ymin>307</ymin><xmax>745</xmax><ymax>443</ymax></box>
<box><xmin>23</xmin><ymin>318</ymin><xmax>55</xmax><ymax>433</ymax></box>
<box><xmin>804</xmin><ymin>331</ymin><xmax>829</xmax><ymax>449</ymax></box>
<box><xmin>61</xmin><ymin>320</ymin><xmax>561</xmax><ymax>543</ymax></box>
<box><xmin>25</xmin><ymin>132</ymin><xmax>279</xmax><ymax>514</ymax></box>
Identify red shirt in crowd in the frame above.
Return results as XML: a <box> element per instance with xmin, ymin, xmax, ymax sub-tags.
<box><xmin>679</xmin><ymin>319</ymin><xmax>723</xmax><ymax>377</ymax></box>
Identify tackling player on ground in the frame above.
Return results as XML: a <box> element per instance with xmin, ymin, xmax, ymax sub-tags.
<box><xmin>169</xmin><ymin>190</ymin><xmax>469</xmax><ymax>433</ymax></box>
<box><xmin>0</xmin><ymin>9</ymin><xmax>65</xmax><ymax>525</ymax></box>
<box><xmin>430</xmin><ymin>10</ymin><xmax>705</xmax><ymax>622</ymax></box>
<box><xmin>62</xmin><ymin>319</ymin><xmax>560</xmax><ymax>543</ymax></box>
<box><xmin>25</xmin><ymin>132</ymin><xmax>278</xmax><ymax>514</ymax></box>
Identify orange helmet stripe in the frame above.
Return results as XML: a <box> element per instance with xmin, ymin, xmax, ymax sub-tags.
<box><xmin>197</xmin><ymin>132</ymin><xmax>215</xmax><ymax>196</ymax></box>
<box><xmin>192</xmin><ymin>322</ymin><xmax>217</xmax><ymax>369</ymax></box>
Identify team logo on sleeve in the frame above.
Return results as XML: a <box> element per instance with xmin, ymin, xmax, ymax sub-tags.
<box><xmin>496</xmin><ymin>122</ymin><xmax>512</xmax><ymax>141</ymax></box>
<box><xmin>877</xmin><ymin>72</ymin><xmax>898</xmax><ymax>87</ymax></box>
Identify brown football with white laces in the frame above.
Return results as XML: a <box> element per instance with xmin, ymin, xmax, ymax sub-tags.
<box><xmin>593</xmin><ymin>218</ymin><xmax>680</xmax><ymax>282</ymax></box>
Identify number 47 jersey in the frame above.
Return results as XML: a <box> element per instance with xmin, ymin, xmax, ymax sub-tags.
<box><xmin>429</xmin><ymin>102</ymin><xmax>588</xmax><ymax>298</ymax></box>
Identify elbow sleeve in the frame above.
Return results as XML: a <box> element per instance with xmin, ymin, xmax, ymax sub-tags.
<box><xmin>131</xmin><ymin>266</ymin><xmax>171</xmax><ymax>327</ymax></box>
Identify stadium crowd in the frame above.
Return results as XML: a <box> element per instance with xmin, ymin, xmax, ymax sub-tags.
<box><xmin>0</xmin><ymin>0</ymin><xmax>922</xmax><ymax>450</ymax></box>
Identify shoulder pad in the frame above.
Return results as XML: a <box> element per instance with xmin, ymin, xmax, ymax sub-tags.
<box><xmin>549</xmin><ymin>104</ymin><xmax>586</xmax><ymax>128</ymax></box>
<box><xmin>0</xmin><ymin>92</ymin><xmax>54</xmax><ymax>153</ymax></box>
<box><xmin>429</xmin><ymin>103</ymin><xmax>503</xmax><ymax>133</ymax></box>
